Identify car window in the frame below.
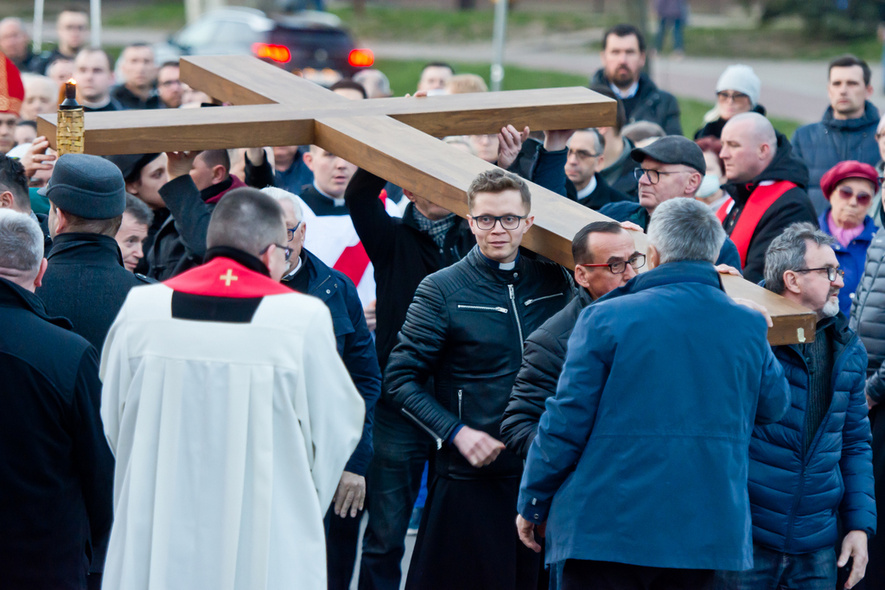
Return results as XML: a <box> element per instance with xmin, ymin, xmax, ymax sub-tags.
<box><xmin>174</xmin><ymin>19</ymin><xmax>217</xmax><ymax>49</ymax></box>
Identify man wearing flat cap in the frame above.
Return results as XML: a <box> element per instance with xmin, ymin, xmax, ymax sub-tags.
<box><xmin>36</xmin><ymin>153</ymin><xmax>151</xmax><ymax>352</ymax></box>
<box><xmin>600</xmin><ymin>135</ymin><xmax>742</xmax><ymax>269</ymax></box>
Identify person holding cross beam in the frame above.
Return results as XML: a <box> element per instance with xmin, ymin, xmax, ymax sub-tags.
<box><xmin>384</xmin><ymin>168</ymin><xmax>573</xmax><ymax>590</ymax></box>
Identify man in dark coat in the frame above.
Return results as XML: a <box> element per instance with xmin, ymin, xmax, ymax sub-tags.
<box><xmin>717</xmin><ymin>223</ymin><xmax>875</xmax><ymax>589</ymax></box>
<box><xmin>36</xmin><ymin>154</ymin><xmax>151</xmax><ymax>351</ymax></box>
<box><xmin>719</xmin><ymin>112</ymin><xmax>818</xmax><ymax>283</ymax></box>
<box><xmin>563</xmin><ymin>129</ymin><xmax>632</xmax><ymax>209</ymax></box>
<box><xmin>502</xmin><ymin>221</ymin><xmax>643</xmax><ymax>458</ymax></box>
<box><xmin>264</xmin><ymin>187</ymin><xmax>381</xmax><ymax>590</ymax></box>
<box><xmin>792</xmin><ymin>55</ymin><xmax>880</xmax><ymax>214</ymax></box>
<box><xmin>517</xmin><ymin>198</ymin><xmax>790</xmax><ymax>589</ymax></box>
<box><xmin>0</xmin><ymin>209</ymin><xmax>113</xmax><ymax>590</ymax></box>
<box><xmin>590</xmin><ymin>24</ymin><xmax>682</xmax><ymax>135</ymax></box>
<box><xmin>385</xmin><ymin>169</ymin><xmax>573</xmax><ymax>590</ymax></box>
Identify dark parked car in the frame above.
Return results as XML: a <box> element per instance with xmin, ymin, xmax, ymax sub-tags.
<box><xmin>155</xmin><ymin>7</ymin><xmax>373</xmax><ymax>86</ymax></box>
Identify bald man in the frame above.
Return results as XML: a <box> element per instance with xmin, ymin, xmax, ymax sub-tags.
<box><xmin>718</xmin><ymin>112</ymin><xmax>817</xmax><ymax>282</ymax></box>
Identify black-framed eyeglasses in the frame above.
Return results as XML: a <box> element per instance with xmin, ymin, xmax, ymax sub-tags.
<box><xmin>579</xmin><ymin>253</ymin><xmax>646</xmax><ymax>274</ymax></box>
<box><xmin>795</xmin><ymin>267</ymin><xmax>845</xmax><ymax>282</ymax></box>
<box><xmin>286</xmin><ymin>221</ymin><xmax>303</xmax><ymax>242</ymax></box>
<box><xmin>261</xmin><ymin>242</ymin><xmax>292</xmax><ymax>262</ymax></box>
<box><xmin>633</xmin><ymin>168</ymin><xmax>687</xmax><ymax>185</ymax></box>
<box><xmin>470</xmin><ymin>214</ymin><xmax>526</xmax><ymax>230</ymax></box>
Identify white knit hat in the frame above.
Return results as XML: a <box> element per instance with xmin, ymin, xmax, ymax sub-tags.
<box><xmin>716</xmin><ymin>65</ymin><xmax>761</xmax><ymax>106</ymax></box>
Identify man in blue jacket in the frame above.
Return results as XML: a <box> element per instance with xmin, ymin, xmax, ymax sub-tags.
<box><xmin>517</xmin><ymin>197</ymin><xmax>790</xmax><ymax>590</ymax></box>
<box><xmin>718</xmin><ymin>222</ymin><xmax>876</xmax><ymax>590</ymax></box>
<box><xmin>792</xmin><ymin>55</ymin><xmax>880</xmax><ymax>215</ymax></box>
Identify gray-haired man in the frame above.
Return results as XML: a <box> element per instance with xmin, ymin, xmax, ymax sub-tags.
<box><xmin>717</xmin><ymin>223</ymin><xmax>876</xmax><ymax>590</ymax></box>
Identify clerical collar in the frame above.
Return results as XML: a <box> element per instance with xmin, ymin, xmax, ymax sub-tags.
<box><xmin>575</xmin><ymin>175</ymin><xmax>598</xmax><ymax>200</ymax></box>
<box><xmin>205</xmin><ymin>246</ymin><xmax>270</xmax><ymax>277</ymax></box>
<box><xmin>283</xmin><ymin>253</ymin><xmax>304</xmax><ymax>280</ymax></box>
<box><xmin>480</xmin><ymin>251</ymin><xmax>519</xmax><ymax>271</ymax></box>
<box><xmin>80</xmin><ymin>96</ymin><xmax>113</xmax><ymax>110</ymax></box>
<box><xmin>313</xmin><ymin>182</ymin><xmax>345</xmax><ymax>207</ymax></box>
<box><xmin>610</xmin><ymin>81</ymin><xmax>639</xmax><ymax>100</ymax></box>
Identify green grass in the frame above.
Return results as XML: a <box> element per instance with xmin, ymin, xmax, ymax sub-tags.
<box><xmin>680</xmin><ymin>26</ymin><xmax>880</xmax><ymax>62</ymax></box>
<box><xmin>376</xmin><ymin>58</ymin><xmax>803</xmax><ymax>138</ymax></box>
<box><xmin>104</xmin><ymin>0</ymin><xmax>186</xmax><ymax>29</ymax></box>
<box><xmin>331</xmin><ymin>6</ymin><xmax>622</xmax><ymax>45</ymax></box>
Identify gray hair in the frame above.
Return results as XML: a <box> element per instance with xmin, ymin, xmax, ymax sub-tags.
<box><xmin>764</xmin><ymin>222</ymin><xmax>835</xmax><ymax>294</ymax></box>
<box><xmin>353</xmin><ymin>69</ymin><xmax>392</xmax><ymax>98</ymax></box>
<box><xmin>206</xmin><ymin>187</ymin><xmax>286</xmax><ymax>256</ymax></box>
<box><xmin>261</xmin><ymin>186</ymin><xmax>304</xmax><ymax>223</ymax></box>
<box><xmin>0</xmin><ymin>209</ymin><xmax>43</xmax><ymax>273</ymax></box>
<box><xmin>647</xmin><ymin>198</ymin><xmax>725</xmax><ymax>264</ymax></box>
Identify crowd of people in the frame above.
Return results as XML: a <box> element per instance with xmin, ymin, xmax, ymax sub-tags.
<box><xmin>0</xmin><ymin>9</ymin><xmax>884</xmax><ymax>590</ymax></box>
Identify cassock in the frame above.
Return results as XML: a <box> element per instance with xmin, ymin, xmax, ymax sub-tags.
<box><xmin>99</xmin><ymin>252</ymin><xmax>364</xmax><ymax>590</ymax></box>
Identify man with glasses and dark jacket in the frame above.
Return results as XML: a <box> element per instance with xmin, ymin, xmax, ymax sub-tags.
<box><xmin>384</xmin><ymin>169</ymin><xmax>573</xmax><ymax>590</ymax></box>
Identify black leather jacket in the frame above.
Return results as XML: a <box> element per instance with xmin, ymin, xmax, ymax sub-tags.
<box><xmin>384</xmin><ymin>246</ymin><xmax>573</xmax><ymax>479</ymax></box>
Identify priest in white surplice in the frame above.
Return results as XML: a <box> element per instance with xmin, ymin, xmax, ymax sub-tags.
<box><xmin>99</xmin><ymin>187</ymin><xmax>364</xmax><ymax>590</ymax></box>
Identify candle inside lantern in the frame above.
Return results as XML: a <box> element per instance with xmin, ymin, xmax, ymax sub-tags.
<box><xmin>60</xmin><ymin>79</ymin><xmax>80</xmax><ymax>109</ymax></box>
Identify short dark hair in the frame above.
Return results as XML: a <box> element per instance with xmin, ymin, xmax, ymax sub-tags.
<box><xmin>330</xmin><ymin>79</ymin><xmax>367</xmax><ymax>99</ymax></box>
<box><xmin>695</xmin><ymin>136</ymin><xmax>724</xmax><ymax>175</ymax></box>
<box><xmin>16</xmin><ymin>120</ymin><xmax>37</xmax><ymax>131</ymax></box>
<box><xmin>422</xmin><ymin>61</ymin><xmax>454</xmax><ymax>75</ymax></box>
<box><xmin>0</xmin><ymin>155</ymin><xmax>30</xmax><ymax>212</ymax></box>
<box><xmin>828</xmin><ymin>54</ymin><xmax>871</xmax><ymax>86</ymax></box>
<box><xmin>159</xmin><ymin>60</ymin><xmax>180</xmax><ymax>70</ymax></box>
<box><xmin>466</xmin><ymin>169</ymin><xmax>531</xmax><ymax>212</ymax></box>
<box><xmin>196</xmin><ymin>149</ymin><xmax>230</xmax><ymax>173</ymax></box>
<box><xmin>75</xmin><ymin>47</ymin><xmax>112</xmax><ymax>71</ymax></box>
<box><xmin>589</xmin><ymin>85</ymin><xmax>626</xmax><ymax>133</ymax></box>
<box><xmin>602</xmin><ymin>24</ymin><xmax>645</xmax><ymax>53</ymax></box>
<box><xmin>124</xmin><ymin>193</ymin><xmax>154</xmax><ymax>227</ymax></box>
<box><xmin>572</xmin><ymin>221</ymin><xmax>625</xmax><ymax>265</ymax></box>
<box><xmin>52</xmin><ymin>202</ymin><xmax>122</xmax><ymax>237</ymax></box>
<box><xmin>207</xmin><ymin>188</ymin><xmax>286</xmax><ymax>256</ymax></box>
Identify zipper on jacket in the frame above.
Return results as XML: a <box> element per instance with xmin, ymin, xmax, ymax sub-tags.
<box><xmin>401</xmin><ymin>408</ymin><xmax>443</xmax><ymax>450</ymax></box>
<box><xmin>508</xmin><ymin>284</ymin><xmax>525</xmax><ymax>350</ymax></box>
<box><xmin>456</xmin><ymin>304</ymin><xmax>508</xmax><ymax>313</ymax></box>
<box><xmin>524</xmin><ymin>293</ymin><xmax>564</xmax><ymax>307</ymax></box>
<box><xmin>458</xmin><ymin>389</ymin><xmax>463</xmax><ymax>419</ymax></box>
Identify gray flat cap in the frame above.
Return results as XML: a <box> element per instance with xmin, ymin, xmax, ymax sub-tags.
<box><xmin>40</xmin><ymin>154</ymin><xmax>126</xmax><ymax>219</ymax></box>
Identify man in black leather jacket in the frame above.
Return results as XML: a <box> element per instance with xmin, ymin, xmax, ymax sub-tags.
<box><xmin>501</xmin><ymin>221</ymin><xmax>643</xmax><ymax>459</ymax></box>
<box><xmin>384</xmin><ymin>169</ymin><xmax>573</xmax><ymax>590</ymax></box>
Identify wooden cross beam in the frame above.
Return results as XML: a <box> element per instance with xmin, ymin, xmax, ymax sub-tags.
<box><xmin>37</xmin><ymin>55</ymin><xmax>815</xmax><ymax>345</ymax></box>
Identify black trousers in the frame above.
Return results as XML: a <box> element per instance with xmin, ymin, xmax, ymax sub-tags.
<box><xmin>561</xmin><ymin>560</ymin><xmax>715</xmax><ymax>590</ymax></box>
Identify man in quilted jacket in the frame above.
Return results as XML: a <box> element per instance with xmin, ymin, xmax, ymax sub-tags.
<box><xmin>717</xmin><ymin>222</ymin><xmax>876</xmax><ymax>589</ymax></box>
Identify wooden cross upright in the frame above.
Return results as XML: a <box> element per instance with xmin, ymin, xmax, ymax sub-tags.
<box><xmin>37</xmin><ymin>55</ymin><xmax>815</xmax><ymax>344</ymax></box>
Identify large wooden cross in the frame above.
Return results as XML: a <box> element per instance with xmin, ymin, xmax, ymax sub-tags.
<box><xmin>37</xmin><ymin>55</ymin><xmax>814</xmax><ymax>345</ymax></box>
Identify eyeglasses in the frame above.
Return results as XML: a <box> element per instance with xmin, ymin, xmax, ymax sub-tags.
<box><xmin>470</xmin><ymin>214</ymin><xmax>526</xmax><ymax>230</ymax></box>
<box><xmin>717</xmin><ymin>91</ymin><xmax>749</xmax><ymax>102</ymax></box>
<box><xmin>579</xmin><ymin>253</ymin><xmax>646</xmax><ymax>274</ymax></box>
<box><xmin>261</xmin><ymin>243</ymin><xmax>292</xmax><ymax>262</ymax></box>
<box><xmin>286</xmin><ymin>221</ymin><xmax>302</xmax><ymax>242</ymax></box>
<box><xmin>633</xmin><ymin>168</ymin><xmax>687</xmax><ymax>185</ymax></box>
<box><xmin>836</xmin><ymin>185</ymin><xmax>873</xmax><ymax>206</ymax></box>
<box><xmin>795</xmin><ymin>267</ymin><xmax>845</xmax><ymax>282</ymax></box>
<box><xmin>567</xmin><ymin>149</ymin><xmax>601</xmax><ymax>159</ymax></box>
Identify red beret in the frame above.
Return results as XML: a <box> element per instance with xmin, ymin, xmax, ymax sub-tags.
<box><xmin>0</xmin><ymin>53</ymin><xmax>24</xmax><ymax>116</ymax></box>
<box><xmin>820</xmin><ymin>160</ymin><xmax>879</xmax><ymax>199</ymax></box>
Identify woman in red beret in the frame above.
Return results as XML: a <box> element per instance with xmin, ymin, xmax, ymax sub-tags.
<box><xmin>819</xmin><ymin>160</ymin><xmax>880</xmax><ymax>314</ymax></box>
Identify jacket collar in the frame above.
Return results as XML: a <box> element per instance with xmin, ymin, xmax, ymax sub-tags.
<box><xmin>465</xmin><ymin>244</ymin><xmax>527</xmax><ymax>281</ymax></box>
<box><xmin>817</xmin><ymin>208</ymin><xmax>878</xmax><ymax>247</ymax></box>
<box><xmin>47</xmin><ymin>232</ymin><xmax>124</xmax><ymax>266</ymax></box>
<box><xmin>204</xmin><ymin>246</ymin><xmax>270</xmax><ymax>276</ymax></box>
<box><xmin>822</xmin><ymin>101</ymin><xmax>880</xmax><ymax>131</ymax></box>
<box><xmin>595</xmin><ymin>260</ymin><xmax>723</xmax><ymax>304</ymax></box>
<box><xmin>0</xmin><ymin>276</ymin><xmax>73</xmax><ymax>329</ymax></box>
<box><xmin>203</xmin><ymin>174</ymin><xmax>246</xmax><ymax>204</ymax></box>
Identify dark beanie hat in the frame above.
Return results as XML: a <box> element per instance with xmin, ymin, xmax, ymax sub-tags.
<box><xmin>105</xmin><ymin>153</ymin><xmax>162</xmax><ymax>184</ymax></box>
<box><xmin>40</xmin><ymin>154</ymin><xmax>126</xmax><ymax>219</ymax></box>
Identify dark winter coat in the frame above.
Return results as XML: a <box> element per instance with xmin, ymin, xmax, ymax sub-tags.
<box><xmin>384</xmin><ymin>246</ymin><xmax>573</xmax><ymax>480</ymax></box>
<box><xmin>0</xmin><ymin>277</ymin><xmax>114</xmax><ymax>590</ymax></box>
<box><xmin>721</xmin><ymin>133</ymin><xmax>817</xmax><ymax>283</ymax></box>
<box><xmin>749</xmin><ymin>315</ymin><xmax>875</xmax><ymax>553</ymax></box>
<box><xmin>590</xmin><ymin>70</ymin><xmax>682</xmax><ymax>136</ymax></box>
<box><xmin>566</xmin><ymin>172</ymin><xmax>634</xmax><ymax>210</ymax></box>
<box><xmin>501</xmin><ymin>288</ymin><xmax>593</xmax><ymax>458</ymax></box>
<box><xmin>36</xmin><ymin>233</ymin><xmax>150</xmax><ymax>350</ymax></box>
<box><xmin>283</xmin><ymin>248</ymin><xmax>381</xmax><ymax>476</ymax></box>
<box><xmin>850</xmin><ymin>231</ymin><xmax>885</xmax><ymax>402</ymax></box>
<box><xmin>792</xmin><ymin>101</ymin><xmax>880</xmax><ymax>214</ymax></box>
